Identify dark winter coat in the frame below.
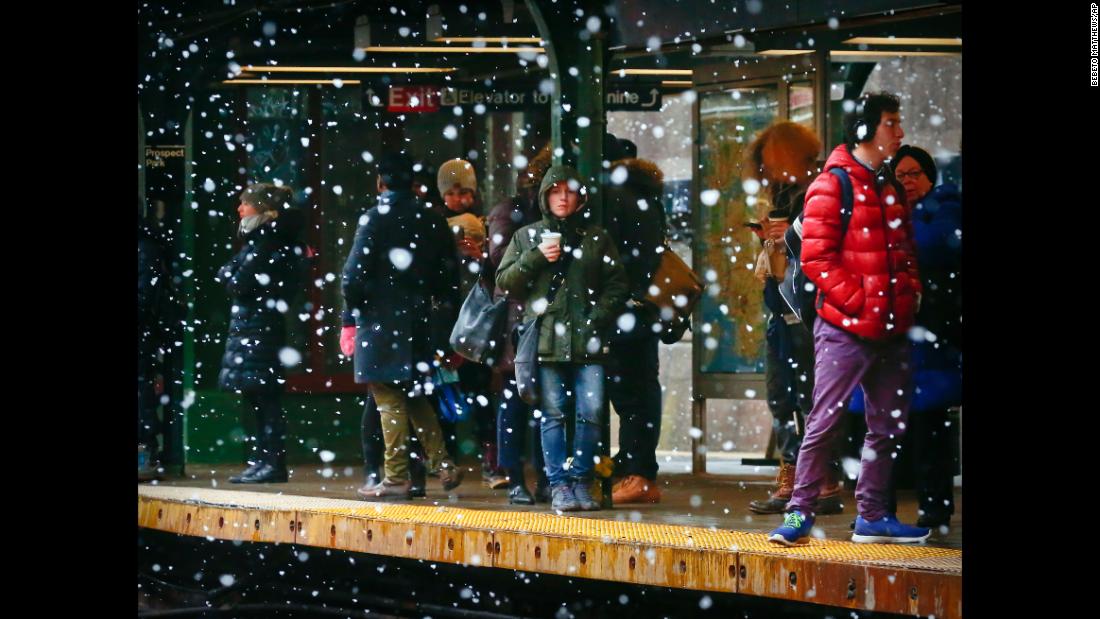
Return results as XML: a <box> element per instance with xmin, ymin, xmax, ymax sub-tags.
<box><xmin>342</xmin><ymin>189</ymin><xmax>461</xmax><ymax>385</ymax></box>
<box><xmin>602</xmin><ymin>158</ymin><xmax>668</xmax><ymax>339</ymax></box>
<box><xmin>217</xmin><ymin>209</ymin><xmax>309</xmax><ymax>394</ymax></box>
<box><xmin>850</xmin><ymin>182</ymin><xmax>961</xmax><ymax>414</ymax></box>
<box><xmin>911</xmin><ymin>183</ymin><xmax>962</xmax><ymax>352</ymax></box>
<box><xmin>802</xmin><ymin>144</ymin><xmax>921</xmax><ymax>341</ymax></box>
<box><xmin>495</xmin><ymin>166</ymin><xmax>629</xmax><ymax>364</ymax></box>
<box><xmin>485</xmin><ymin>193</ymin><xmax>542</xmax><ymax>373</ymax></box>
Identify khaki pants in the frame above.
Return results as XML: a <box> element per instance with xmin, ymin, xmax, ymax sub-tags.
<box><xmin>368</xmin><ymin>382</ymin><xmax>451</xmax><ymax>482</ymax></box>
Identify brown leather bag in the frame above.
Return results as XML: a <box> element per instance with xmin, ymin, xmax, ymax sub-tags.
<box><xmin>644</xmin><ymin>244</ymin><xmax>704</xmax><ymax>323</ymax></box>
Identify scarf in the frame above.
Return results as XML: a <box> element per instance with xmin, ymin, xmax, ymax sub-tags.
<box><xmin>238</xmin><ymin>211</ymin><xmax>277</xmax><ymax>237</ymax></box>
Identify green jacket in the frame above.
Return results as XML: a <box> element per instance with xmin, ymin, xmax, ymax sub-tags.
<box><xmin>496</xmin><ymin>165</ymin><xmax>629</xmax><ymax>364</ymax></box>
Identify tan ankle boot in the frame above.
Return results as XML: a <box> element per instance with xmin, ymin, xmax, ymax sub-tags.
<box><xmin>749</xmin><ymin>462</ymin><xmax>796</xmax><ymax>514</ymax></box>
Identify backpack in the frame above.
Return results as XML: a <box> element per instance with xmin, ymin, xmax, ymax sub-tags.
<box><xmin>778</xmin><ymin>167</ymin><xmax>854</xmax><ymax>330</ymax></box>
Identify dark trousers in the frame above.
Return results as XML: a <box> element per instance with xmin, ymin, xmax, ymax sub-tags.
<box><xmin>608</xmin><ymin>335</ymin><xmax>662</xmax><ymax>481</ymax></box>
<box><xmin>886</xmin><ymin>406</ymin><xmax>956</xmax><ymax>519</ymax></box>
<box><xmin>764</xmin><ymin>310</ymin><xmax>815</xmax><ymax>466</ymax></box>
<box><xmin>459</xmin><ymin>362</ymin><xmax>498</xmax><ymax>472</ymax></box>
<box><xmin>244</xmin><ymin>391</ymin><xmax>287</xmax><ymax>467</ymax></box>
<box><xmin>361</xmin><ymin>394</ymin><xmax>426</xmax><ymax>485</ymax></box>
<box><xmin>496</xmin><ymin>373</ymin><xmax>546</xmax><ymax>484</ymax></box>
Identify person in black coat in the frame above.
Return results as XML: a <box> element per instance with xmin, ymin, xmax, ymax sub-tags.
<box><xmin>138</xmin><ymin>202</ymin><xmax>168</xmax><ymax>481</ymax></box>
<box><xmin>216</xmin><ymin>183</ymin><xmax>308</xmax><ymax>484</ymax></box>
<box><xmin>341</xmin><ymin>152</ymin><xmax>465</xmax><ymax>498</ymax></box>
<box><xmin>602</xmin><ymin>136</ymin><xmax>669</xmax><ymax>505</ymax></box>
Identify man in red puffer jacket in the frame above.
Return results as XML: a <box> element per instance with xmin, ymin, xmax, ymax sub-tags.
<box><xmin>769</xmin><ymin>92</ymin><xmax>931</xmax><ymax>546</ymax></box>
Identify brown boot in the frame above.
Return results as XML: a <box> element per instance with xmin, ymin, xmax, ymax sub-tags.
<box><xmin>748</xmin><ymin>462</ymin><xmax>796</xmax><ymax>514</ymax></box>
<box><xmin>611</xmin><ymin>475</ymin><xmax>662</xmax><ymax>504</ymax></box>
<box><xmin>815</xmin><ymin>470</ymin><xmax>844</xmax><ymax>515</ymax></box>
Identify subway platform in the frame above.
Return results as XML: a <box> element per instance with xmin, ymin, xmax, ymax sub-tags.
<box><xmin>138</xmin><ymin>467</ymin><xmax>961</xmax><ymax>617</ymax></box>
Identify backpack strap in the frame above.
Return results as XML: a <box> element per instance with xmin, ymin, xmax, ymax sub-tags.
<box><xmin>829</xmin><ymin>167</ymin><xmax>854</xmax><ymax>239</ymax></box>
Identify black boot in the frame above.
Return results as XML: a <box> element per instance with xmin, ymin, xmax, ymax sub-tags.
<box><xmin>507</xmin><ymin>466</ymin><xmax>534</xmax><ymax>505</ymax></box>
<box><xmin>533</xmin><ymin>465</ymin><xmax>551</xmax><ymax>503</ymax></box>
<box><xmin>508</xmin><ymin>484</ymin><xmax>535</xmax><ymax>505</ymax></box>
<box><xmin>237</xmin><ymin>461</ymin><xmax>288</xmax><ymax>483</ymax></box>
<box><xmin>409</xmin><ymin>456</ymin><xmax>427</xmax><ymax>498</ymax></box>
<box><xmin>229</xmin><ymin>459</ymin><xmax>264</xmax><ymax>483</ymax></box>
<box><xmin>917</xmin><ymin>512</ymin><xmax>951</xmax><ymax>529</ymax></box>
<box><xmin>232</xmin><ymin>398</ymin><xmax>267</xmax><ymax>483</ymax></box>
<box><xmin>239</xmin><ymin>406</ymin><xmax>288</xmax><ymax>483</ymax></box>
<box><xmin>534</xmin><ymin>479</ymin><xmax>551</xmax><ymax>503</ymax></box>
<box><xmin>239</xmin><ymin>430</ymin><xmax>287</xmax><ymax>484</ymax></box>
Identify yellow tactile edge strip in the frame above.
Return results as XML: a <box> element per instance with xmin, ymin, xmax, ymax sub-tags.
<box><xmin>138</xmin><ymin>486</ymin><xmax>961</xmax><ymax>571</ymax></box>
<box><xmin>138</xmin><ymin>486</ymin><xmax>962</xmax><ymax>618</ymax></box>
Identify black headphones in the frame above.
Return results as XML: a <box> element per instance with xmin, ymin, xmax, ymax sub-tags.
<box><xmin>851</xmin><ymin>94</ymin><xmax>873</xmax><ymax>144</ymax></box>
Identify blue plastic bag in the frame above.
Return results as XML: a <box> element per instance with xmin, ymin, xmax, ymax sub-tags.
<box><xmin>431</xmin><ymin>367</ymin><xmax>469</xmax><ymax>423</ymax></box>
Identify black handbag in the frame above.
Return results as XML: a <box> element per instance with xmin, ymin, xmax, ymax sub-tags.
<box><xmin>513</xmin><ymin>250</ymin><xmax>574</xmax><ymax>405</ymax></box>
<box><xmin>449</xmin><ymin>270</ymin><xmax>507</xmax><ymax>366</ymax></box>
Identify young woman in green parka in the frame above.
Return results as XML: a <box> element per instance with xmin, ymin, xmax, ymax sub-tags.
<box><xmin>495</xmin><ymin>166</ymin><xmax>629</xmax><ymax>512</ymax></box>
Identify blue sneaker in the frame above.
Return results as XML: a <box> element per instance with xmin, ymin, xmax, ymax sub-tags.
<box><xmin>852</xmin><ymin>514</ymin><xmax>931</xmax><ymax>544</ymax></box>
<box><xmin>768</xmin><ymin>511</ymin><xmax>814</xmax><ymax>546</ymax></box>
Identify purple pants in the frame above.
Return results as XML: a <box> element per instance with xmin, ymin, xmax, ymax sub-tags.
<box><xmin>788</xmin><ymin>318</ymin><xmax>912</xmax><ymax>521</ymax></box>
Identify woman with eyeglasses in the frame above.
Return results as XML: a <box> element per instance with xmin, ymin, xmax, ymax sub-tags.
<box><xmin>848</xmin><ymin>145</ymin><xmax>962</xmax><ymax>529</ymax></box>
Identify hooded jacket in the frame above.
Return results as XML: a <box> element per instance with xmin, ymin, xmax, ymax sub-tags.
<box><xmin>217</xmin><ymin>209</ymin><xmax>309</xmax><ymax>393</ymax></box>
<box><xmin>495</xmin><ymin>165</ymin><xmax>629</xmax><ymax>364</ymax></box>
<box><xmin>801</xmin><ymin>144</ymin><xmax>921</xmax><ymax>341</ymax></box>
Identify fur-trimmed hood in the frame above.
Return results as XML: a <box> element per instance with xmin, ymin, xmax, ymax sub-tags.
<box><xmin>610</xmin><ymin>157</ymin><xmax>664</xmax><ymax>191</ymax></box>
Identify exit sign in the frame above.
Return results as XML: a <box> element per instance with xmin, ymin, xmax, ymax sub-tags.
<box><xmin>387</xmin><ymin>85</ymin><xmax>440</xmax><ymax>112</ymax></box>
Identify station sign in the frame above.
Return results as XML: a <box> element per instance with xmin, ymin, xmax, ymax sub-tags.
<box><xmin>386</xmin><ymin>85</ymin><xmax>441</xmax><ymax>112</ymax></box>
<box><xmin>371</xmin><ymin>83</ymin><xmax>663</xmax><ymax>112</ymax></box>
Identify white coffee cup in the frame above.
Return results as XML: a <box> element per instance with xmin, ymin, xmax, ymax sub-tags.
<box><xmin>540</xmin><ymin>231</ymin><xmax>562</xmax><ymax>247</ymax></box>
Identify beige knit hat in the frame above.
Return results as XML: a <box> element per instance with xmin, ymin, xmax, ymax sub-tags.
<box><xmin>436</xmin><ymin>158</ymin><xmax>477</xmax><ymax>197</ymax></box>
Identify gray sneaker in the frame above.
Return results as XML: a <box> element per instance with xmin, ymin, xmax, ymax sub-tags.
<box><xmin>572</xmin><ymin>480</ymin><xmax>600</xmax><ymax>511</ymax></box>
<box><xmin>551</xmin><ymin>484</ymin><xmax>581</xmax><ymax>512</ymax></box>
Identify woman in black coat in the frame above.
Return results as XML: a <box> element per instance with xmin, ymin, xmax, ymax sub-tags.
<box><xmin>216</xmin><ymin>183</ymin><xmax>308</xmax><ymax>483</ymax></box>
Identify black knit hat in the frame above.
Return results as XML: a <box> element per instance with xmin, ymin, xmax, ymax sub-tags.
<box><xmin>378</xmin><ymin>152</ymin><xmax>415</xmax><ymax>188</ymax></box>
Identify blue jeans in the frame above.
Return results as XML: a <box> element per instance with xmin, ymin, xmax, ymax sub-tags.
<box><xmin>497</xmin><ymin>373</ymin><xmax>545</xmax><ymax>475</ymax></box>
<box><xmin>538</xmin><ymin>363</ymin><xmax>605</xmax><ymax>487</ymax></box>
